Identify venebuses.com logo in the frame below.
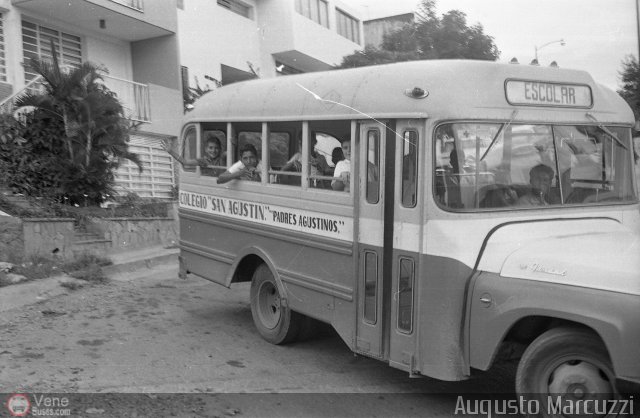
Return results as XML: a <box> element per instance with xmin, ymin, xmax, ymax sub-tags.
<box><xmin>4</xmin><ymin>393</ymin><xmax>71</xmax><ymax>417</ymax></box>
<box><xmin>5</xmin><ymin>394</ymin><xmax>30</xmax><ymax>417</ymax></box>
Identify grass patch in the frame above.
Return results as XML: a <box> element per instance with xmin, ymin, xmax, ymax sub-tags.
<box><xmin>11</xmin><ymin>256</ymin><xmax>60</xmax><ymax>281</ymax></box>
<box><xmin>61</xmin><ymin>253</ymin><xmax>112</xmax><ymax>284</ymax></box>
<box><xmin>0</xmin><ymin>252</ymin><xmax>112</xmax><ymax>288</ymax></box>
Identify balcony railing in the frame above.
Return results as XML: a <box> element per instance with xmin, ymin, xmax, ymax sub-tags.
<box><xmin>108</xmin><ymin>0</ymin><xmax>144</xmax><ymax>12</ymax></box>
<box><xmin>102</xmin><ymin>74</ymin><xmax>151</xmax><ymax>123</ymax></box>
<box><xmin>0</xmin><ymin>74</ymin><xmax>150</xmax><ymax>124</ymax></box>
<box><xmin>0</xmin><ymin>75</ymin><xmax>44</xmax><ymax>117</ymax></box>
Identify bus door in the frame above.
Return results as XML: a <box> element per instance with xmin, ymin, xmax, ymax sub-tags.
<box><xmin>355</xmin><ymin>121</ymin><xmax>394</xmax><ymax>359</ymax></box>
<box><xmin>388</xmin><ymin>121</ymin><xmax>422</xmax><ymax>373</ymax></box>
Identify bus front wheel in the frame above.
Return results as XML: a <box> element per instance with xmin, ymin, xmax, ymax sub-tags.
<box><xmin>250</xmin><ymin>263</ymin><xmax>301</xmax><ymax>345</ymax></box>
<box><xmin>516</xmin><ymin>327</ymin><xmax>616</xmax><ymax>415</ymax></box>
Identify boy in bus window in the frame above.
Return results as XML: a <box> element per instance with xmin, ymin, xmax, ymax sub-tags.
<box><xmin>515</xmin><ymin>164</ymin><xmax>555</xmax><ymax>206</ymax></box>
<box><xmin>217</xmin><ymin>144</ymin><xmax>262</xmax><ymax>184</ymax></box>
<box><xmin>200</xmin><ymin>136</ymin><xmax>225</xmax><ymax>176</ymax></box>
<box><xmin>332</xmin><ymin>140</ymin><xmax>351</xmax><ymax>191</ymax></box>
<box><xmin>281</xmin><ymin>132</ymin><xmax>331</xmax><ymax>186</ymax></box>
<box><xmin>162</xmin><ymin>135</ymin><xmax>225</xmax><ymax>176</ymax></box>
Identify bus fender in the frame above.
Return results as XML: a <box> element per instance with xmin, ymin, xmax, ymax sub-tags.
<box><xmin>467</xmin><ymin>272</ymin><xmax>640</xmax><ymax>383</ymax></box>
<box><xmin>225</xmin><ymin>245</ymin><xmax>290</xmax><ymax>307</ymax></box>
<box><xmin>467</xmin><ymin>218</ymin><xmax>639</xmax><ymax>375</ymax></box>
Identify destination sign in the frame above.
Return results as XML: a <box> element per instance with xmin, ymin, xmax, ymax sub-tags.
<box><xmin>505</xmin><ymin>80</ymin><xmax>592</xmax><ymax>108</ymax></box>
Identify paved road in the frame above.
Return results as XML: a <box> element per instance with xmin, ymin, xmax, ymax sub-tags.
<box><xmin>0</xmin><ymin>264</ymin><xmax>520</xmax><ymax>417</ymax></box>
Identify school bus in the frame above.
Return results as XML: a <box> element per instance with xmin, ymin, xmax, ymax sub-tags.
<box><xmin>175</xmin><ymin>60</ymin><xmax>639</xmax><ymax>406</ymax></box>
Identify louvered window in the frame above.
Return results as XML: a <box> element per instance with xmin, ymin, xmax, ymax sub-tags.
<box><xmin>22</xmin><ymin>20</ymin><xmax>82</xmax><ymax>82</ymax></box>
<box><xmin>217</xmin><ymin>0</ymin><xmax>252</xmax><ymax>19</ymax></box>
<box><xmin>0</xmin><ymin>13</ymin><xmax>6</xmax><ymax>82</ymax></box>
<box><xmin>114</xmin><ymin>135</ymin><xmax>176</xmax><ymax>199</ymax></box>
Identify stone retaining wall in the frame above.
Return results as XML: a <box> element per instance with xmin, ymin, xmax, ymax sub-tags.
<box><xmin>0</xmin><ymin>209</ymin><xmax>179</xmax><ymax>260</ymax></box>
<box><xmin>22</xmin><ymin>218</ymin><xmax>76</xmax><ymax>259</ymax></box>
<box><xmin>0</xmin><ymin>217</ymin><xmax>24</xmax><ymax>261</ymax></box>
<box><xmin>88</xmin><ymin>217</ymin><xmax>178</xmax><ymax>252</ymax></box>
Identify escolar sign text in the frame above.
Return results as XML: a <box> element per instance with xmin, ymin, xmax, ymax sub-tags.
<box><xmin>505</xmin><ymin>80</ymin><xmax>592</xmax><ymax>108</ymax></box>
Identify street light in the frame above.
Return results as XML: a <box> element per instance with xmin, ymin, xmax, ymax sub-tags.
<box><xmin>535</xmin><ymin>39</ymin><xmax>566</xmax><ymax>61</ymax></box>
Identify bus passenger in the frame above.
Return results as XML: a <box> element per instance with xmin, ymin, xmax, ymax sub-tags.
<box><xmin>200</xmin><ymin>136</ymin><xmax>225</xmax><ymax>176</ymax></box>
<box><xmin>332</xmin><ymin>140</ymin><xmax>351</xmax><ymax>191</ymax></box>
<box><xmin>331</xmin><ymin>146</ymin><xmax>345</xmax><ymax>166</ymax></box>
<box><xmin>162</xmin><ymin>135</ymin><xmax>225</xmax><ymax>176</ymax></box>
<box><xmin>515</xmin><ymin>163</ymin><xmax>554</xmax><ymax>206</ymax></box>
<box><xmin>281</xmin><ymin>133</ymin><xmax>331</xmax><ymax>186</ymax></box>
<box><xmin>217</xmin><ymin>144</ymin><xmax>262</xmax><ymax>184</ymax></box>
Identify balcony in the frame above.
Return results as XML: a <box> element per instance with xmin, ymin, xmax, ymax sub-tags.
<box><xmin>0</xmin><ymin>74</ymin><xmax>150</xmax><ymax>124</ymax></box>
<box><xmin>12</xmin><ymin>0</ymin><xmax>174</xmax><ymax>41</ymax></box>
<box><xmin>108</xmin><ymin>0</ymin><xmax>144</xmax><ymax>11</ymax></box>
<box><xmin>102</xmin><ymin>74</ymin><xmax>151</xmax><ymax>123</ymax></box>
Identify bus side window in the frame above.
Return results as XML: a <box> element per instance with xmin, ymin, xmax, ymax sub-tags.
<box><xmin>363</xmin><ymin>251</ymin><xmax>378</xmax><ymax>324</ymax></box>
<box><xmin>182</xmin><ymin>126</ymin><xmax>197</xmax><ymax>173</ymax></box>
<box><xmin>397</xmin><ymin>257</ymin><xmax>415</xmax><ymax>333</ymax></box>
<box><xmin>402</xmin><ymin>130</ymin><xmax>418</xmax><ymax>207</ymax></box>
<box><xmin>366</xmin><ymin>130</ymin><xmax>380</xmax><ymax>203</ymax></box>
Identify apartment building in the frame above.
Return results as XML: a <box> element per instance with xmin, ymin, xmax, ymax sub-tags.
<box><xmin>178</xmin><ymin>0</ymin><xmax>364</xmax><ymax>91</ymax></box>
<box><xmin>0</xmin><ymin>0</ymin><xmax>183</xmax><ymax>198</ymax></box>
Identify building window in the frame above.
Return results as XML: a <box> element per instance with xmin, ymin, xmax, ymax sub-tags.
<box><xmin>22</xmin><ymin>20</ymin><xmax>82</xmax><ymax>82</ymax></box>
<box><xmin>336</xmin><ymin>9</ymin><xmax>360</xmax><ymax>44</ymax></box>
<box><xmin>217</xmin><ymin>0</ymin><xmax>253</xmax><ymax>19</ymax></box>
<box><xmin>0</xmin><ymin>13</ymin><xmax>6</xmax><ymax>82</ymax></box>
<box><xmin>295</xmin><ymin>0</ymin><xmax>329</xmax><ymax>28</ymax></box>
<box><xmin>177</xmin><ymin>0</ymin><xmax>184</xmax><ymax>10</ymax></box>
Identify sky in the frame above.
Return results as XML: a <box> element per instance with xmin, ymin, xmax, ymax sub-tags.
<box><xmin>340</xmin><ymin>0</ymin><xmax>638</xmax><ymax>91</ymax></box>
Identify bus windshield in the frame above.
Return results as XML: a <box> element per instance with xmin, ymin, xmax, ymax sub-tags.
<box><xmin>435</xmin><ymin>123</ymin><xmax>637</xmax><ymax>210</ymax></box>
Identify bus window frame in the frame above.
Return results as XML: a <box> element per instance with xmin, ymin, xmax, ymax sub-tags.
<box><xmin>180</xmin><ymin>123</ymin><xmax>200</xmax><ymax>174</ymax></box>
<box><xmin>432</xmin><ymin>120</ymin><xmax>638</xmax><ymax>212</ymax></box>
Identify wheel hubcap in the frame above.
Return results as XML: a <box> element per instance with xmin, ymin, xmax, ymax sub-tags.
<box><xmin>547</xmin><ymin>360</ymin><xmax>613</xmax><ymax>417</ymax></box>
<box><xmin>257</xmin><ymin>281</ymin><xmax>281</xmax><ymax>329</ymax></box>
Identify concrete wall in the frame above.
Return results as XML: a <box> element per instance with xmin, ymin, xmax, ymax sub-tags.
<box><xmin>139</xmin><ymin>83</ymin><xmax>183</xmax><ymax>138</ymax></box>
<box><xmin>363</xmin><ymin>13</ymin><xmax>414</xmax><ymax>48</ymax></box>
<box><xmin>177</xmin><ymin>0</ymin><xmax>262</xmax><ymax>85</ymax></box>
<box><xmin>89</xmin><ymin>0</ymin><xmax>178</xmax><ymax>33</ymax></box>
<box><xmin>89</xmin><ymin>217</ymin><xmax>178</xmax><ymax>252</ymax></box>
<box><xmin>85</xmin><ymin>35</ymin><xmax>133</xmax><ymax>80</ymax></box>
<box><xmin>132</xmin><ymin>34</ymin><xmax>181</xmax><ymax>90</ymax></box>
<box><xmin>290</xmin><ymin>11</ymin><xmax>360</xmax><ymax>67</ymax></box>
<box><xmin>22</xmin><ymin>219</ymin><xmax>75</xmax><ymax>259</ymax></box>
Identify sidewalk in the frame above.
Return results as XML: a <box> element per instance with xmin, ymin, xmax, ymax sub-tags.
<box><xmin>0</xmin><ymin>245</ymin><xmax>179</xmax><ymax>313</ymax></box>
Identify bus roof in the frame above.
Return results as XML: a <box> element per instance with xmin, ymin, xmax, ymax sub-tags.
<box><xmin>184</xmin><ymin>60</ymin><xmax>634</xmax><ymax>125</ymax></box>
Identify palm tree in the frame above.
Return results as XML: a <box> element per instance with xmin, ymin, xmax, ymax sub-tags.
<box><xmin>15</xmin><ymin>40</ymin><xmax>141</xmax><ymax>170</ymax></box>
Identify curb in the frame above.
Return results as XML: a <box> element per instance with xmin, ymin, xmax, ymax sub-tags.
<box><xmin>0</xmin><ymin>246</ymin><xmax>180</xmax><ymax>313</ymax></box>
<box><xmin>102</xmin><ymin>247</ymin><xmax>179</xmax><ymax>276</ymax></box>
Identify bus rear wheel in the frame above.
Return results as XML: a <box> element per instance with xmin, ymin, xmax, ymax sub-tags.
<box><xmin>516</xmin><ymin>327</ymin><xmax>616</xmax><ymax>417</ymax></box>
<box><xmin>250</xmin><ymin>263</ymin><xmax>301</xmax><ymax>345</ymax></box>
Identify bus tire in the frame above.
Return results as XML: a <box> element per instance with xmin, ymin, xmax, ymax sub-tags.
<box><xmin>516</xmin><ymin>327</ymin><xmax>616</xmax><ymax>415</ymax></box>
<box><xmin>250</xmin><ymin>263</ymin><xmax>301</xmax><ymax>345</ymax></box>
